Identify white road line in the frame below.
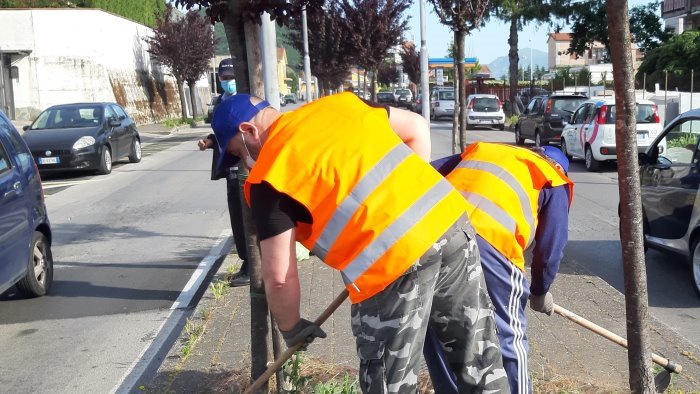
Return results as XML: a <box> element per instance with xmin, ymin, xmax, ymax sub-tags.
<box><xmin>110</xmin><ymin>229</ymin><xmax>233</xmax><ymax>394</ymax></box>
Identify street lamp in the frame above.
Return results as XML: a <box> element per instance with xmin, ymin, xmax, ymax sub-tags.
<box><xmin>302</xmin><ymin>7</ymin><xmax>312</xmax><ymax>103</ymax></box>
<box><xmin>419</xmin><ymin>0</ymin><xmax>430</xmax><ymax>120</ymax></box>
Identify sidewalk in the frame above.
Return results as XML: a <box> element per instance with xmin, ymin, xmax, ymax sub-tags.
<box><xmin>143</xmin><ymin>247</ymin><xmax>700</xmax><ymax>393</ymax></box>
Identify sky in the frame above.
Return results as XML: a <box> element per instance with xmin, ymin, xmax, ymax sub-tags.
<box><xmin>405</xmin><ymin>0</ymin><xmax>655</xmax><ymax>65</ymax></box>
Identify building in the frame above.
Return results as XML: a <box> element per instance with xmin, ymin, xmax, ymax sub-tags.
<box><xmin>0</xmin><ymin>8</ymin><xmax>211</xmax><ymax>123</ymax></box>
<box><xmin>276</xmin><ymin>47</ymin><xmax>291</xmax><ymax>95</ymax></box>
<box><xmin>661</xmin><ymin>0</ymin><xmax>700</xmax><ymax>33</ymax></box>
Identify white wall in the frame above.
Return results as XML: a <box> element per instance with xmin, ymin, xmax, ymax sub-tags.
<box><xmin>0</xmin><ymin>9</ymin><xmax>210</xmax><ymax>123</ymax></box>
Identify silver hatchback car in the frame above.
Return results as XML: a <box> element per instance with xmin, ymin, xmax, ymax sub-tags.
<box><xmin>430</xmin><ymin>88</ymin><xmax>455</xmax><ymax>120</ymax></box>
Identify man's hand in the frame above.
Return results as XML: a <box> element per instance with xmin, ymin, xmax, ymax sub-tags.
<box><xmin>280</xmin><ymin>318</ymin><xmax>326</xmax><ymax>350</ymax></box>
<box><xmin>529</xmin><ymin>292</ymin><xmax>554</xmax><ymax>315</ymax></box>
<box><xmin>197</xmin><ymin>138</ymin><xmax>213</xmax><ymax>150</ymax></box>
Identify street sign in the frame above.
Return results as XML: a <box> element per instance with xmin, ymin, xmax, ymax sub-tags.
<box><xmin>436</xmin><ymin>68</ymin><xmax>443</xmax><ymax>86</ymax></box>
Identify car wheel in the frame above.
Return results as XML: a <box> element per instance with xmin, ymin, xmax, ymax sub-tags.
<box><xmin>585</xmin><ymin>145</ymin><xmax>600</xmax><ymax>172</ymax></box>
<box><xmin>561</xmin><ymin>138</ymin><xmax>573</xmax><ymax>161</ymax></box>
<box><xmin>691</xmin><ymin>237</ymin><xmax>700</xmax><ymax>298</ymax></box>
<box><xmin>515</xmin><ymin>126</ymin><xmax>524</xmax><ymax>145</ymax></box>
<box><xmin>98</xmin><ymin>146</ymin><xmax>112</xmax><ymax>175</ymax></box>
<box><xmin>499</xmin><ymin>123</ymin><xmax>505</xmax><ymax>131</ymax></box>
<box><xmin>128</xmin><ymin>138</ymin><xmax>142</xmax><ymax>163</ymax></box>
<box><xmin>16</xmin><ymin>231</ymin><xmax>53</xmax><ymax>297</ymax></box>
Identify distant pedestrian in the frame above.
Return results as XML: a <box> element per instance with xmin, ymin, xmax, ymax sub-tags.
<box><xmin>211</xmin><ymin>92</ymin><xmax>508</xmax><ymax>392</ymax></box>
<box><xmin>427</xmin><ymin>142</ymin><xmax>574</xmax><ymax>393</ymax></box>
<box><xmin>197</xmin><ymin>58</ymin><xmax>249</xmax><ymax>286</ymax></box>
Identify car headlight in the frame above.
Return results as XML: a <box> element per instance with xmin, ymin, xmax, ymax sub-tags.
<box><xmin>73</xmin><ymin>136</ymin><xmax>96</xmax><ymax>150</ymax></box>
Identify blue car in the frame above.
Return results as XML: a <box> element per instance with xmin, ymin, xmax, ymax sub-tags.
<box><xmin>0</xmin><ymin>110</ymin><xmax>53</xmax><ymax>297</ymax></box>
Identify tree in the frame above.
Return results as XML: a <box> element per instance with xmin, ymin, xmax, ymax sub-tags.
<box><xmin>636</xmin><ymin>31</ymin><xmax>700</xmax><ymax>92</ymax></box>
<box><xmin>145</xmin><ymin>7</ymin><xmax>215</xmax><ymax>119</ymax></box>
<box><xmin>489</xmin><ymin>0</ymin><xmax>569</xmax><ymax>115</ymax></box>
<box><xmin>377</xmin><ymin>62</ymin><xmax>401</xmax><ymax>86</ymax></box>
<box><xmin>428</xmin><ymin>0</ymin><xmax>490</xmax><ymax>153</ymax></box>
<box><xmin>606</xmin><ymin>0</ymin><xmax>655</xmax><ymax>391</ymax></box>
<box><xmin>400</xmin><ymin>41</ymin><xmax>421</xmax><ymax>91</ymax></box>
<box><xmin>340</xmin><ymin>0</ymin><xmax>412</xmax><ymax>101</ymax></box>
<box><xmin>568</xmin><ymin>0</ymin><xmax>671</xmax><ymax>61</ymax></box>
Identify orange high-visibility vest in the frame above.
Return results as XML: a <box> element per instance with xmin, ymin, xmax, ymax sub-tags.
<box><xmin>245</xmin><ymin>92</ymin><xmax>467</xmax><ymax>303</ymax></box>
<box><xmin>446</xmin><ymin>142</ymin><xmax>573</xmax><ymax>271</ymax></box>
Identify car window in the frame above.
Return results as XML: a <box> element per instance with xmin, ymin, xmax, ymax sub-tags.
<box><xmin>0</xmin><ymin>140</ymin><xmax>11</xmax><ymax>175</ymax></box>
<box><xmin>0</xmin><ymin>118</ymin><xmax>32</xmax><ymax>172</ymax></box>
<box><xmin>661</xmin><ymin>119</ymin><xmax>700</xmax><ymax>164</ymax></box>
<box><xmin>111</xmin><ymin>105</ymin><xmax>127</xmax><ymax>120</ymax></box>
<box><xmin>472</xmin><ymin>97</ymin><xmax>499</xmax><ymax>111</ymax></box>
<box><xmin>526</xmin><ymin>98</ymin><xmax>538</xmax><ymax>114</ymax></box>
<box><xmin>605</xmin><ymin>104</ymin><xmax>658</xmax><ymax>124</ymax></box>
<box><xmin>572</xmin><ymin>105</ymin><xmax>588</xmax><ymax>124</ymax></box>
<box><xmin>31</xmin><ymin>105</ymin><xmax>103</xmax><ymax>129</ymax></box>
<box><xmin>582</xmin><ymin>104</ymin><xmax>596</xmax><ymax>124</ymax></box>
<box><xmin>105</xmin><ymin>105</ymin><xmax>118</xmax><ymax>122</ymax></box>
<box><xmin>552</xmin><ymin>98</ymin><xmax>586</xmax><ymax>114</ymax></box>
<box><xmin>438</xmin><ymin>91</ymin><xmax>454</xmax><ymax>100</ymax></box>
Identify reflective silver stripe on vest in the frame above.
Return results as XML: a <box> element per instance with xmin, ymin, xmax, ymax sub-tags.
<box><xmin>340</xmin><ymin>178</ymin><xmax>454</xmax><ymax>285</ymax></box>
<box><xmin>460</xmin><ymin>191</ymin><xmax>516</xmax><ymax>234</ymax></box>
<box><xmin>457</xmin><ymin>160</ymin><xmax>536</xmax><ymax>247</ymax></box>
<box><xmin>311</xmin><ymin>144</ymin><xmax>411</xmax><ymax>260</ymax></box>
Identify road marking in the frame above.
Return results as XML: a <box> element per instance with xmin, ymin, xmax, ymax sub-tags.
<box><xmin>110</xmin><ymin>229</ymin><xmax>233</xmax><ymax>394</ymax></box>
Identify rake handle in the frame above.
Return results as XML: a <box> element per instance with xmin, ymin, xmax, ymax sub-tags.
<box><xmin>244</xmin><ymin>289</ymin><xmax>350</xmax><ymax>394</ymax></box>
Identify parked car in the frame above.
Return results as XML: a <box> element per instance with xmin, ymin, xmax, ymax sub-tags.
<box><xmin>516</xmin><ymin>94</ymin><xmax>587</xmax><ymax>147</ymax></box>
<box><xmin>0</xmin><ymin>110</ymin><xmax>53</xmax><ymax>297</ymax></box>
<box><xmin>376</xmin><ymin>92</ymin><xmax>395</xmax><ymax>105</ymax></box>
<box><xmin>411</xmin><ymin>94</ymin><xmax>423</xmax><ymax>113</ymax></box>
<box><xmin>634</xmin><ymin>109</ymin><xmax>700</xmax><ymax>296</ymax></box>
<box><xmin>280</xmin><ymin>94</ymin><xmax>287</xmax><ymax>107</ymax></box>
<box><xmin>430</xmin><ymin>88</ymin><xmax>455</xmax><ymax>120</ymax></box>
<box><xmin>393</xmin><ymin>88</ymin><xmax>413</xmax><ymax>108</ymax></box>
<box><xmin>561</xmin><ymin>97</ymin><xmax>663</xmax><ymax>171</ymax></box>
<box><xmin>284</xmin><ymin>94</ymin><xmax>297</xmax><ymax>104</ymax></box>
<box><xmin>22</xmin><ymin>103</ymin><xmax>141</xmax><ymax>175</ymax></box>
<box><xmin>466</xmin><ymin>94</ymin><xmax>506</xmax><ymax>130</ymax></box>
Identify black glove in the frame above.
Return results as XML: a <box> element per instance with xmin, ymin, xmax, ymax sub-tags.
<box><xmin>529</xmin><ymin>292</ymin><xmax>554</xmax><ymax>316</ymax></box>
<box><xmin>280</xmin><ymin>319</ymin><xmax>327</xmax><ymax>350</ymax></box>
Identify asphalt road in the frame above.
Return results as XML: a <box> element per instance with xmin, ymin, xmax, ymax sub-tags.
<box><xmin>1</xmin><ymin>105</ymin><xmax>698</xmax><ymax>392</ymax></box>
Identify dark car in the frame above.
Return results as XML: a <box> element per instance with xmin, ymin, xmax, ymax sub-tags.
<box><xmin>376</xmin><ymin>92</ymin><xmax>395</xmax><ymax>104</ymax></box>
<box><xmin>635</xmin><ymin>109</ymin><xmax>700</xmax><ymax>297</ymax></box>
<box><xmin>515</xmin><ymin>94</ymin><xmax>587</xmax><ymax>147</ymax></box>
<box><xmin>284</xmin><ymin>94</ymin><xmax>297</xmax><ymax>104</ymax></box>
<box><xmin>23</xmin><ymin>103</ymin><xmax>141</xmax><ymax>175</ymax></box>
<box><xmin>0</xmin><ymin>110</ymin><xmax>53</xmax><ymax>297</ymax></box>
<box><xmin>411</xmin><ymin>94</ymin><xmax>423</xmax><ymax>113</ymax></box>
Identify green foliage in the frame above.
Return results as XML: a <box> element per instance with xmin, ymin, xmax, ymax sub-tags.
<box><xmin>180</xmin><ymin>318</ymin><xmax>204</xmax><ymax>359</ymax></box>
<box><xmin>636</xmin><ymin>31</ymin><xmax>700</xmax><ymax>92</ymax></box>
<box><xmin>0</xmin><ymin>0</ymin><xmax>167</xmax><ymax>28</ymax></box>
<box><xmin>282</xmin><ymin>353</ymin><xmax>312</xmax><ymax>393</ymax></box>
<box><xmin>210</xmin><ymin>280</ymin><xmax>229</xmax><ymax>300</ymax></box>
<box><xmin>162</xmin><ymin>117</ymin><xmax>194</xmax><ymax>128</ymax></box>
<box><xmin>313</xmin><ymin>374</ymin><xmax>359</xmax><ymax>394</ymax></box>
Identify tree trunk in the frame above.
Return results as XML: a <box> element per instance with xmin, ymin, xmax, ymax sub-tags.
<box><xmin>508</xmin><ymin>14</ymin><xmax>520</xmax><ymax>116</ymax></box>
<box><xmin>223</xmin><ymin>7</ymin><xmax>249</xmax><ymax>94</ymax></box>
<box><xmin>187</xmin><ymin>80</ymin><xmax>198</xmax><ymax>118</ymax></box>
<box><xmin>606</xmin><ymin>0</ymin><xmax>655</xmax><ymax>392</ymax></box>
<box><xmin>451</xmin><ymin>31</ymin><xmax>459</xmax><ymax>154</ymax></box>
<box><xmin>371</xmin><ymin>70</ymin><xmax>377</xmax><ymax>102</ymax></box>
<box><xmin>456</xmin><ymin>29</ymin><xmax>467</xmax><ymax>152</ymax></box>
<box><xmin>176</xmin><ymin>79</ymin><xmax>187</xmax><ymax>119</ymax></box>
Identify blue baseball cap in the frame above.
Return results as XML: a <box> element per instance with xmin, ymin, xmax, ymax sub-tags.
<box><xmin>218</xmin><ymin>58</ymin><xmax>235</xmax><ymax>78</ymax></box>
<box><xmin>211</xmin><ymin>94</ymin><xmax>270</xmax><ymax>172</ymax></box>
<box><xmin>540</xmin><ymin>146</ymin><xmax>569</xmax><ymax>173</ymax></box>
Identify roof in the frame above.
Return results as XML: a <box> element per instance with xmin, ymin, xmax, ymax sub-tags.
<box><xmin>548</xmin><ymin>33</ymin><xmax>572</xmax><ymax>42</ymax></box>
<box><xmin>277</xmin><ymin>47</ymin><xmax>286</xmax><ymax>61</ymax></box>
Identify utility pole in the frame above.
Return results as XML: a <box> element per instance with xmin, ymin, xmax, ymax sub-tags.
<box><xmin>302</xmin><ymin>7</ymin><xmax>312</xmax><ymax>103</ymax></box>
<box><xmin>0</xmin><ymin>47</ymin><xmax>6</xmax><ymax>116</ymax></box>
<box><xmin>260</xmin><ymin>12</ymin><xmax>280</xmax><ymax>109</ymax></box>
<box><xmin>419</xmin><ymin>0</ymin><xmax>430</xmax><ymax>121</ymax></box>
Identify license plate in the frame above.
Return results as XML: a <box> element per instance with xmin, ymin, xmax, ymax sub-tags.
<box><xmin>637</xmin><ymin>132</ymin><xmax>648</xmax><ymax>142</ymax></box>
<box><xmin>39</xmin><ymin>157</ymin><xmax>60</xmax><ymax>165</ymax></box>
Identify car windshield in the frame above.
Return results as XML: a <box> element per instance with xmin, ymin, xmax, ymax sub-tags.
<box><xmin>438</xmin><ymin>91</ymin><xmax>454</xmax><ymax>100</ymax></box>
<box><xmin>395</xmin><ymin>89</ymin><xmax>410</xmax><ymax>96</ymax></box>
<box><xmin>472</xmin><ymin>97</ymin><xmax>499</xmax><ymax>112</ymax></box>
<box><xmin>378</xmin><ymin>93</ymin><xmax>393</xmax><ymax>98</ymax></box>
<box><xmin>31</xmin><ymin>105</ymin><xmax>103</xmax><ymax>130</ymax></box>
<box><xmin>552</xmin><ymin>97</ymin><xmax>586</xmax><ymax>114</ymax></box>
<box><xmin>605</xmin><ymin>104</ymin><xmax>658</xmax><ymax>124</ymax></box>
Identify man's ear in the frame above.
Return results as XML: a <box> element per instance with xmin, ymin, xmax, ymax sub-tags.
<box><xmin>239</xmin><ymin>121</ymin><xmax>260</xmax><ymax>140</ymax></box>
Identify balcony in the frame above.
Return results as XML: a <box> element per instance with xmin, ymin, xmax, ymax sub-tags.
<box><xmin>663</xmin><ymin>0</ymin><xmax>700</xmax><ymax>17</ymax></box>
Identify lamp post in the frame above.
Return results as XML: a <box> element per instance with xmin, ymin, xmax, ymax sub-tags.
<box><xmin>302</xmin><ymin>7</ymin><xmax>312</xmax><ymax>103</ymax></box>
<box><xmin>419</xmin><ymin>0</ymin><xmax>430</xmax><ymax>120</ymax></box>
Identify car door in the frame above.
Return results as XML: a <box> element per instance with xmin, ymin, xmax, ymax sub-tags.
<box><xmin>641</xmin><ymin>117</ymin><xmax>700</xmax><ymax>240</ymax></box>
<box><xmin>562</xmin><ymin>104</ymin><xmax>587</xmax><ymax>158</ymax></box>
<box><xmin>110</xmin><ymin>104</ymin><xmax>130</xmax><ymax>159</ymax></box>
<box><xmin>103</xmin><ymin>105</ymin><xmax>121</xmax><ymax>158</ymax></box>
<box><xmin>521</xmin><ymin>98</ymin><xmax>541</xmax><ymax>138</ymax></box>
<box><xmin>0</xmin><ymin>120</ymin><xmax>31</xmax><ymax>288</ymax></box>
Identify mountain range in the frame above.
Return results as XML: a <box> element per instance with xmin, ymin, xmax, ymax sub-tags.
<box><xmin>487</xmin><ymin>49</ymin><xmax>549</xmax><ymax>79</ymax></box>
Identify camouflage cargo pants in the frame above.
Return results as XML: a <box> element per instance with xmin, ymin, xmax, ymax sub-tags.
<box><xmin>350</xmin><ymin>217</ymin><xmax>508</xmax><ymax>393</ymax></box>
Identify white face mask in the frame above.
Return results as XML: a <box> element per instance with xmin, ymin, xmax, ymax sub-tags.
<box><xmin>241</xmin><ymin>133</ymin><xmax>256</xmax><ymax>169</ymax></box>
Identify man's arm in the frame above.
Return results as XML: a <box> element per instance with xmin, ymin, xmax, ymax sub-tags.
<box><xmin>530</xmin><ymin>185</ymin><xmax>570</xmax><ymax>296</ymax></box>
<box><xmin>260</xmin><ymin>228</ymin><xmax>301</xmax><ymax>331</ymax></box>
<box><xmin>388</xmin><ymin>106</ymin><xmax>431</xmax><ymax>161</ymax></box>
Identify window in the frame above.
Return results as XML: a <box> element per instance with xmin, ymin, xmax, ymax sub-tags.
<box><xmin>526</xmin><ymin>98</ymin><xmax>540</xmax><ymax>114</ymax></box>
<box><xmin>572</xmin><ymin>105</ymin><xmax>588</xmax><ymax>124</ymax></box>
<box><xmin>111</xmin><ymin>105</ymin><xmax>128</xmax><ymax>120</ymax></box>
<box><xmin>105</xmin><ymin>105</ymin><xmax>118</xmax><ymax>122</ymax></box>
<box><xmin>0</xmin><ymin>119</ymin><xmax>31</xmax><ymax>172</ymax></box>
<box><xmin>438</xmin><ymin>91</ymin><xmax>454</xmax><ymax>100</ymax></box>
<box><xmin>661</xmin><ymin>119</ymin><xmax>700</xmax><ymax>165</ymax></box>
<box><xmin>0</xmin><ymin>140</ymin><xmax>11</xmax><ymax>175</ymax></box>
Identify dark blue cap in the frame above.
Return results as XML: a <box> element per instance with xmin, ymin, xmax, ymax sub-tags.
<box><xmin>211</xmin><ymin>94</ymin><xmax>270</xmax><ymax>172</ymax></box>
<box><xmin>541</xmin><ymin>146</ymin><xmax>569</xmax><ymax>173</ymax></box>
<box><xmin>218</xmin><ymin>58</ymin><xmax>235</xmax><ymax>78</ymax></box>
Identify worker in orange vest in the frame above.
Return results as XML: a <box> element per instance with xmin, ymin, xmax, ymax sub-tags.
<box><xmin>426</xmin><ymin>142</ymin><xmax>573</xmax><ymax>394</ymax></box>
<box><xmin>211</xmin><ymin>93</ymin><xmax>508</xmax><ymax>392</ymax></box>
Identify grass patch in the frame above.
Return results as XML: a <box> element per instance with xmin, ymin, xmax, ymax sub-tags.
<box><xmin>180</xmin><ymin>318</ymin><xmax>205</xmax><ymax>359</ymax></box>
<box><xmin>162</xmin><ymin>117</ymin><xmax>197</xmax><ymax>128</ymax></box>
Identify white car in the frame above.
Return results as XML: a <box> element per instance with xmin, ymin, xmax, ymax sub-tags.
<box><xmin>466</xmin><ymin>94</ymin><xmax>506</xmax><ymax>130</ymax></box>
<box><xmin>430</xmin><ymin>88</ymin><xmax>455</xmax><ymax>120</ymax></box>
<box><xmin>560</xmin><ymin>98</ymin><xmax>664</xmax><ymax>171</ymax></box>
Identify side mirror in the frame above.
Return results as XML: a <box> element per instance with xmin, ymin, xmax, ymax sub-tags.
<box><xmin>22</xmin><ymin>125</ymin><xmax>29</xmax><ymax>131</ymax></box>
<box><xmin>108</xmin><ymin>119</ymin><xmax>121</xmax><ymax>127</ymax></box>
